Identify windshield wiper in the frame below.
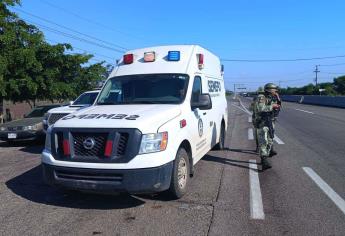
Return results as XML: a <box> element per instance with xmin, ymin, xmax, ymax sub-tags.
<box><xmin>97</xmin><ymin>102</ymin><xmax>117</xmax><ymax>105</ymax></box>
<box><xmin>131</xmin><ymin>101</ymin><xmax>158</xmax><ymax>104</ymax></box>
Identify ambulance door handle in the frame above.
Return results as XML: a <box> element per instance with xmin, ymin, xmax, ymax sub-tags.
<box><xmin>203</xmin><ymin>112</ymin><xmax>206</xmax><ymax>115</ymax></box>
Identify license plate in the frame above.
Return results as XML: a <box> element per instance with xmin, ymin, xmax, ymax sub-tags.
<box><xmin>8</xmin><ymin>133</ymin><xmax>17</xmax><ymax>139</ymax></box>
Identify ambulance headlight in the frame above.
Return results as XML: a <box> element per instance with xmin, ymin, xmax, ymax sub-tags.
<box><xmin>139</xmin><ymin>132</ymin><xmax>168</xmax><ymax>154</ymax></box>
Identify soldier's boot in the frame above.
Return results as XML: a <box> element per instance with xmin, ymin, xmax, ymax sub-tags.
<box><xmin>269</xmin><ymin>147</ymin><xmax>277</xmax><ymax>157</ymax></box>
<box><xmin>261</xmin><ymin>157</ymin><xmax>272</xmax><ymax>171</ymax></box>
<box><xmin>256</xmin><ymin>146</ymin><xmax>260</xmax><ymax>154</ymax></box>
<box><xmin>255</xmin><ymin>141</ymin><xmax>259</xmax><ymax>153</ymax></box>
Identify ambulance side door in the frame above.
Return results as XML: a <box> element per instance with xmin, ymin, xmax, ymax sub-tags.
<box><xmin>190</xmin><ymin>76</ymin><xmax>210</xmax><ymax>159</ymax></box>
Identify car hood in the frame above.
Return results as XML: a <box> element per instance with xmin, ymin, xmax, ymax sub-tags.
<box><xmin>1</xmin><ymin>117</ymin><xmax>43</xmax><ymax>127</ymax></box>
<box><xmin>53</xmin><ymin>104</ymin><xmax>182</xmax><ymax>133</ymax></box>
<box><xmin>48</xmin><ymin>105</ymin><xmax>90</xmax><ymax>114</ymax></box>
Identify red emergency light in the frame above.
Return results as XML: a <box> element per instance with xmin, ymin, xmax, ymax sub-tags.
<box><xmin>63</xmin><ymin>139</ymin><xmax>70</xmax><ymax>156</ymax></box>
<box><xmin>197</xmin><ymin>54</ymin><xmax>204</xmax><ymax>69</ymax></box>
<box><xmin>123</xmin><ymin>54</ymin><xmax>134</xmax><ymax>64</ymax></box>
<box><xmin>104</xmin><ymin>140</ymin><xmax>113</xmax><ymax>157</ymax></box>
<box><xmin>180</xmin><ymin>119</ymin><xmax>187</xmax><ymax>128</ymax></box>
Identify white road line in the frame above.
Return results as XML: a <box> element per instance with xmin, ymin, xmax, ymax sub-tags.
<box><xmin>303</xmin><ymin>167</ymin><xmax>345</xmax><ymax>215</ymax></box>
<box><xmin>232</xmin><ymin>104</ymin><xmax>251</xmax><ymax>115</ymax></box>
<box><xmin>239</xmin><ymin>98</ymin><xmax>252</xmax><ymax>115</ymax></box>
<box><xmin>248</xmin><ymin>116</ymin><xmax>252</xmax><ymax>123</ymax></box>
<box><xmin>295</xmin><ymin>108</ymin><xmax>314</xmax><ymax>114</ymax></box>
<box><xmin>249</xmin><ymin>159</ymin><xmax>265</xmax><ymax>220</ymax></box>
<box><xmin>274</xmin><ymin>135</ymin><xmax>285</xmax><ymax>144</ymax></box>
<box><xmin>248</xmin><ymin>128</ymin><xmax>254</xmax><ymax>140</ymax></box>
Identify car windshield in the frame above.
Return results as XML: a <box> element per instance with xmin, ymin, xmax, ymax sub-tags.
<box><xmin>25</xmin><ymin>106</ymin><xmax>58</xmax><ymax>118</ymax></box>
<box><xmin>73</xmin><ymin>92</ymin><xmax>99</xmax><ymax>105</ymax></box>
<box><xmin>97</xmin><ymin>74</ymin><xmax>189</xmax><ymax>105</ymax></box>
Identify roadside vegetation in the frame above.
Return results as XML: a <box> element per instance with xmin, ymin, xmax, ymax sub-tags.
<box><xmin>280</xmin><ymin>76</ymin><xmax>345</xmax><ymax>96</ymax></box>
<box><xmin>0</xmin><ymin>0</ymin><xmax>112</xmax><ymax>107</ymax></box>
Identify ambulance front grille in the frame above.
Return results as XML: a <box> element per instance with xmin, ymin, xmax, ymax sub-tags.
<box><xmin>72</xmin><ymin>132</ymin><xmax>108</xmax><ymax>157</ymax></box>
<box><xmin>52</xmin><ymin>128</ymin><xmax>139</xmax><ymax>163</ymax></box>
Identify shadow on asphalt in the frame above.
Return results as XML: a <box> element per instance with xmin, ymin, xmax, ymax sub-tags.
<box><xmin>223</xmin><ymin>148</ymin><xmax>258</xmax><ymax>155</ymax></box>
<box><xmin>203</xmin><ymin>154</ymin><xmax>260</xmax><ymax>171</ymax></box>
<box><xmin>5</xmin><ymin>165</ymin><xmax>145</xmax><ymax>210</ymax></box>
<box><xmin>0</xmin><ymin>140</ymin><xmax>44</xmax><ymax>154</ymax></box>
<box><xmin>19</xmin><ymin>145</ymin><xmax>44</xmax><ymax>154</ymax></box>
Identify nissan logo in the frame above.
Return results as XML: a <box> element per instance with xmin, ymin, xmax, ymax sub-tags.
<box><xmin>83</xmin><ymin>137</ymin><xmax>95</xmax><ymax>150</ymax></box>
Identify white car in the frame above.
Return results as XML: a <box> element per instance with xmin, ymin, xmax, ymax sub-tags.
<box><xmin>42</xmin><ymin>45</ymin><xmax>228</xmax><ymax>198</ymax></box>
<box><xmin>43</xmin><ymin>90</ymin><xmax>100</xmax><ymax>131</ymax></box>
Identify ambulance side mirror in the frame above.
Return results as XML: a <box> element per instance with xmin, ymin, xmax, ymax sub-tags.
<box><xmin>191</xmin><ymin>94</ymin><xmax>212</xmax><ymax>110</ymax></box>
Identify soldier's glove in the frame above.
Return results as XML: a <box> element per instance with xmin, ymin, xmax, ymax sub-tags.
<box><xmin>272</xmin><ymin>104</ymin><xmax>280</xmax><ymax>109</ymax></box>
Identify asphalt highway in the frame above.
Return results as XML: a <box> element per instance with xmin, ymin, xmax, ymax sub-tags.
<box><xmin>0</xmin><ymin>97</ymin><xmax>344</xmax><ymax>236</ymax></box>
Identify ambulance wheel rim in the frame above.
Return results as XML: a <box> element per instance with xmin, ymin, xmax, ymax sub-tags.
<box><xmin>177</xmin><ymin>157</ymin><xmax>187</xmax><ymax>189</ymax></box>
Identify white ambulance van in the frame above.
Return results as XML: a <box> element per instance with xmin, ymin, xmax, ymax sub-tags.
<box><xmin>43</xmin><ymin>90</ymin><xmax>100</xmax><ymax>132</ymax></box>
<box><xmin>42</xmin><ymin>45</ymin><xmax>228</xmax><ymax>198</ymax></box>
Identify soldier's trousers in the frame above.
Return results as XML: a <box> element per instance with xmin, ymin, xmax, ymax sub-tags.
<box><xmin>258</xmin><ymin>126</ymin><xmax>273</xmax><ymax>157</ymax></box>
<box><xmin>254</xmin><ymin>128</ymin><xmax>259</xmax><ymax>150</ymax></box>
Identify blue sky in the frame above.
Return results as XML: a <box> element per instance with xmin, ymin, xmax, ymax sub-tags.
<box><xmin>11</xmin><ymin>0</ymin><xmax>345</xmax><ymax>91</ymax></box>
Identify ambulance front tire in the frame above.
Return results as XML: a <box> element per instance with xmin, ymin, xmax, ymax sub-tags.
<box><xmin>168</xmin><ymin>147</ymin><xmax>190</xmax><ymax>199</ymax></box>
<box><xmin>214</xmin><ymin>121</ymin><xmax>226</xmax><ymax>150</ymax></box>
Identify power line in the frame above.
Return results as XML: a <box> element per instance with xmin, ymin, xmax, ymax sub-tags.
<box><xmin>38</xmin><ymin>0</ymin><xmax>146</xmax><ymax>42</ymax></box>
<box><xmin>47</xmin><ymin>38</ymin><xmax>115</xmax><ymax>61</ymax></box>
<box><xmin>319</xmin><ymin>62</ymin><xmax>345</xmax><ymax>67</ymax></box>
<box><xmin>63</xmin><ymin>50</ymin><xmax>114</xmax><ymax>65</ymax></box>
<box><xmin>221</xmin><ymin>55</ymin><xmax>345</xmax><ymax>62</ymax></box>
<box><xmin>320</xmin><ymin>72</ymin><xmax>345</xmax><ymax>75</ymax></box>
<box><xmin>13</xmin><ymin>7</ymin><xmax>128</xmax><ymax>52</ymax></box>
<box><xmin>224</xmin><ymin>70</ymin><xmax>311</xmax><ymax>80</ymax></box>
<box><xmin>26</xmin><ymin>19</ymin><xmax>125</xmax><ymax>53</ymax></box>
<box><xmin>65</xmin><ymin>52</ymin><xmax>114</xmax><ymax>65</ymax></box>
<box><xmin>225</xmin><ymin>78</ymin><xmax>312</xmax><ymax>84</ymax></box>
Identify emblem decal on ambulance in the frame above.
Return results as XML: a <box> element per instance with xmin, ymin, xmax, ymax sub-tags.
<box><xmin>198</xmin><ymin>118</ymin><xmax>203</xmax><ymax>137</ymax></box>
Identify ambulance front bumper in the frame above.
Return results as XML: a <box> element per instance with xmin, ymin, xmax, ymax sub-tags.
<box><xmin>42</xmin><ymin>151</ymin><xmax>173</xmax><ymax>194</ymax></box>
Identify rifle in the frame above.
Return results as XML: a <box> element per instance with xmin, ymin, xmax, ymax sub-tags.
<box><xmin>260</xmin><ymin>112</ymin><xmax>274</xmax><ymax>139</ymax></box>
<box><xmin>269</xmin><ymin>94</ymin><xmax>281</xmax><ymax>118</ymax></box>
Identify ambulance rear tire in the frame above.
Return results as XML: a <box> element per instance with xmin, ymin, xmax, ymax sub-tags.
<box><xmin>168</xmin><ymin>147</ymin><xmax>190</xmax><ymax>199</ymax></box>
<box><xmin>214</xmin><ymin>122</ymin><xmax>225</xmax><ymax>150</ymax></box>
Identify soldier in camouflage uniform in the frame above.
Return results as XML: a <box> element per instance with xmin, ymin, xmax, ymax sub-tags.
<box><xmin>254</xmin><ymin>83</ymin><xmax>281</xmax><ymax>170</ymax></box>
<box><xmin>250</xmin><ymin>88</ymin><xmax>265</xmax><ymax>153</ymax></box>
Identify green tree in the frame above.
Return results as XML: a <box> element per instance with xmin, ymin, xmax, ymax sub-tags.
<box><xmin>1</xmin><ymin>0</ymin><xmax>111</xmax><ymax>106</ymax></box>
<box><xmin>334</xmin><ymin>76</ymin><xmax>345</xmax><ymax>95</ymax></box>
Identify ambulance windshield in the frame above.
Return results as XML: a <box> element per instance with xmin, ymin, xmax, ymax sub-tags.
<box><xmin>97</xmin><ymin>74</ymin><xmax>189</xmax><ymax>105</ymax></box>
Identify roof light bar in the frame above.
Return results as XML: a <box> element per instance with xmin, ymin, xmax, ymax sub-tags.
<box><xmin>197</xmin><ymin>53</ymin><xmax>204</xmax><ymax>69</ymax></box>
<box><xmin>144</xmin><ymin>51</ymin><xmax>155</xmax><ymax>62</ymax></box>
<box><xmin>168</xmin><ymin>51</ymin><xmax>180</xmax><ymax>61</ymax></box>
<box><xmin>123</xmin><ymin>54</ymin><xmax>134</xmax><ymax>64</ymax></box>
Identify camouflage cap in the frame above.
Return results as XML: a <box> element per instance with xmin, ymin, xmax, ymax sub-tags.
<box><xmin>257</xmin><ymin>87</ymin><xmax>265</xmax><ymax>94</ymax></box>
<box><xmin>264</xmin><ymin>83</ymin><xmax>278</xmax><ymax>91</ymax></box>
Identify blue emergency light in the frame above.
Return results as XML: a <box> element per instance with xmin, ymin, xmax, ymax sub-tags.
<box><xmin>168</xmin><ymin>51</ymin><xmax>180</xmax><ymax>61</ymax></box>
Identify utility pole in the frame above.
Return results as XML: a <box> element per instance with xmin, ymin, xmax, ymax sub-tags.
<box><xmin>233</xmin><ymin>84</ymin><xmax>245</xmax><ymax>98</ymax></box>
<box><xmin>314</xmin><ymin>65</ymin><xmax>320</xmax><ymax>86</ymax></box>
